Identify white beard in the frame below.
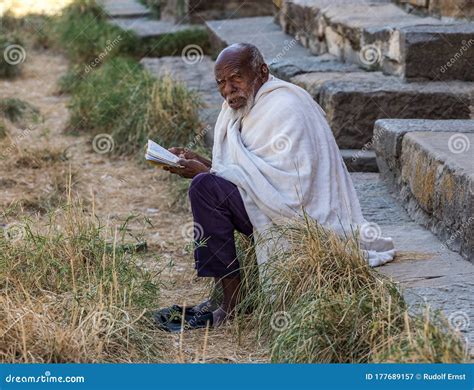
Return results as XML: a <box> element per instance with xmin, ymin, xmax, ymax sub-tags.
<box><xmin>228</xmin><ymin>92</ymin><xmax>255</xmax><ymax>122</ymax></box>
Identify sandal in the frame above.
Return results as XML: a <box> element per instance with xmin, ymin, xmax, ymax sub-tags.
<box><xmin>153</xmin><ymin>301</ymin><xmax>213</xmax><ymax>332</ymax></box>
<box><xmin>163</xmin><ymin>312</ymin><xmax>214</xmax><ymax>333</ymax></box>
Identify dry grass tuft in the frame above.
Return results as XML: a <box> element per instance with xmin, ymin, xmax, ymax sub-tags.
<box><xmin>235</xmin><ymin>216</ymin><xmax>468</xmax><ymax>363</ymax></box>
<box><xmin>0</xmin><ymin>196</ymin><xmax>166</xmax><ymax>363</ymax></box>
<box><xmin>0</xmin><ymin>98</ymin><xmax>41</xmax><ymax>125</ymax></box>
<box><xmin>0</xmin><ymin>142</ymin><xmax>77</xmax><ymax>215</ymax></box>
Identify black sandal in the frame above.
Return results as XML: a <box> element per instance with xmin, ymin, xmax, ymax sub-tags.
<box><xmin>153</xmin><ymin>302</ymin><xmax>213</xmax><ymax>332</ymax></box>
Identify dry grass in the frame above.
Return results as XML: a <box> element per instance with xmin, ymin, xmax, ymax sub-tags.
<box><xmin>0</xmin><ymin>193</ymin><xmax>166</xmax><ymax>363</ymax></box>
<box><xmin>0</xmin><ymin>141</ymin><xmax>78</xmax><ymax>215</ymax></box>
<box><xmin>65</xmin><ymin>57</ymin><xmax>202</xmax><ymax>156</ymax></box>
<box><xmin>0</xmin><ymin>98</ymin><xmax>41</xmax><ymax>125</ymax></box>
<box><xmin>234</xmin><ymin>216</ymin><xmax>468</xmax><ymax>363</ymax></box>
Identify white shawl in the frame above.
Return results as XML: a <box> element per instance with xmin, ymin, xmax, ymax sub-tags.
<box><xmin>210</xmin><ymin>74</ymin><xmax>395</xmax><ymax>268</ymax></box>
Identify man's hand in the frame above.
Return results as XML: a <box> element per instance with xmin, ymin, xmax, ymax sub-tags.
<box><xmin>168</xmin><ymin>147</ymin><xmax>198</xmax><ymax>160</ymax></box>
<box><xmin>168</xmin><ymin>147</ymin><xmax>212</xmax><ymax>168</ymax></box>
<box><xmin>165</xmin><ymin>159</ymin><xmax>210</xmax><ymax>179</ymax></box>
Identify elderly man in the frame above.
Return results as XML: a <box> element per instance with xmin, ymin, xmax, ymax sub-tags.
<box><xmin>160</xmin><ymin>43</ymin><xmax>395</xmax><ymax>330</ymax></box>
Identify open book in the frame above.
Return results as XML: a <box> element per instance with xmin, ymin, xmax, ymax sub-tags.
<box><xmin>145</xmin><ymin>140</ymin><xmax>182</xmax><ymax>168</ymax></box>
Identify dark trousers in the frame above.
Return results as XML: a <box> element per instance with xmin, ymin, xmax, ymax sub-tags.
<box><xmin>188</xmin><ymin>172</ymin><xmax>253</xmax><ymax>278</ymax></box>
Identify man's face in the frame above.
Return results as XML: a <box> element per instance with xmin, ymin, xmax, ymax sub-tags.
<box><xmin>215</xmin><ymin>58</ymin><xmax>258</xmax><ymax>110</ymax></box>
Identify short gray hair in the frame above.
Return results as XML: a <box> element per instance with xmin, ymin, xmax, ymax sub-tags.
<box><xmin>235</xmin><ymin>43</ymin><xmax>265</xmax><ymax>73</ymax></box>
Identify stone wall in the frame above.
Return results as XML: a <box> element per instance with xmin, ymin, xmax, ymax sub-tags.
<box><xmin>394</xmin><ymin>0</ymin><xmax>474</xmax><ymax>19</ymax></box>
<box><xmin>161</xmin><ymin>0</ymin><xmax>274</xmax><ymax>23</ymax></box>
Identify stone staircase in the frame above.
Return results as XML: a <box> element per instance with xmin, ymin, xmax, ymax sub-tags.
<box><xmin>99</xmin><ymin>0</ymin><xmax>205</xmax><ymax>39</ymax></box>
<box><xmin>374</xmin><ymin>119</ymin><xmax>474</xmax><ymax>261</ymax></box>
<box><xmin>278</xmin><ymin>0</ymin><xmax>474</xmax><ymax>80</ymax></box>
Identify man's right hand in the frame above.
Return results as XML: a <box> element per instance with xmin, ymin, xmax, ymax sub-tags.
<box><xmin>168</xmin><ymin>147</ymin><xmax>198</xmax><ymax>160</ymax></box>
<box><xmin>168</xmin><ymin>147</ymin><xmax>212</xmax><ymax>168</ymax></box>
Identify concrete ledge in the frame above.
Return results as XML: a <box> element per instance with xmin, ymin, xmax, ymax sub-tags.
<box><xmin>373</xmin><ymin>119</ymin><xmax>474</xmax><ymax>261</ymax></box>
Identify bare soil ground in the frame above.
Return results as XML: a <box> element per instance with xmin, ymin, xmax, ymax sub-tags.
<box><xmin>0</xmin><ymin>50</ymin><xmax>268</xmax><ymax>363</ymax></box>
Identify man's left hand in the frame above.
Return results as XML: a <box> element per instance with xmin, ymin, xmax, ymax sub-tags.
<box><xmin>165</xmin><ymin>159</ymin><xmax>210</xmax><ymax>178</ymax></box>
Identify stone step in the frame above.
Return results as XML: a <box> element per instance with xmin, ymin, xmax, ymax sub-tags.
<box><xmin>99</xmin><ymin>0</ymin><xmax>151</xmax><ymax>18</ymax></box>
<box><xmin>205</xmin><ymin>16</ymin><xmax>359</xmax><ymax>76</ymax></box>
<box><xmin>341</xmin><ymin>149</ymin><xmax>378</xmax><ymax>172</ymax></box>
<box><xmin>292</xmin><ymin>71</ymin><xmax>473</xmax><ymax>149</ymax></box>
<box><xmin>110</xmin><ymin>17</ymin><xmax>204</xmax><ymax>39</ymax></box>
<box><xmin>393</xmin><ymin>0</ymin><xmax>474</xmax><ymax>20</ymax></box>
<box><xmin>352</xmin><ymin>171</ymin><xmax>474</xmax><ymax>357</ymax></box>
<box><xmin>206</xmin><ymin>16</ymin><xmax>311</xmax><ymax>63</ymax></box>
<box><xmin>277</xmin><ymin>0</ymin><xmax>473</xmax><ymax>81</ymax></box>
<box><xmin>373</xmin><ymin>119</ymin><xmax>474</xmax><ymax>261</ymax></box>
<box><xmin>160</xmin><ymin>0</ymin><xmax>274</xmax><ymax>24</ymax></box>
<box><xmin>396</xmin><ymin>24</ymin><xmax>474</xmax><ymax>81</ymax></box>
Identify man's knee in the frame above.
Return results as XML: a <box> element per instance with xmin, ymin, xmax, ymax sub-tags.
<box><xmin>189</xmin><ymin>172</ymin><xmax>215</xmax><ymax>199</ymax></box>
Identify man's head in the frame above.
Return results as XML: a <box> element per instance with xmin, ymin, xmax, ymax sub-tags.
<box><xmin>215</xmin><ymin>43</ymin><xmax>269</xmax><ymax>117</ymax></box>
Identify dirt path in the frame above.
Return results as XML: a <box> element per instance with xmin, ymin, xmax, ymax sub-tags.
<box><xmin>0</xmin><ymin>50</ymin><xmax>268</xmax><ymax>363</ymax></box>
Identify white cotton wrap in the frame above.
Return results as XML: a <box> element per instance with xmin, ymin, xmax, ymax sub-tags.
<box><xmin>210</xmin><ymin>75</ymin><xmax>395</xmax><ymax>268</ymax></box>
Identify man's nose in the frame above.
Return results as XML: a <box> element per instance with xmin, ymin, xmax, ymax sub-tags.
<box><xmin>223</xmin><ymin>81</ymin><xmax>237</xmax><ymax>97</ymax></box>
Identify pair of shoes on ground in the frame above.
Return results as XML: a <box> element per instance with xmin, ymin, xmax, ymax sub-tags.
<box><xmin>154</xmin><ymin>301</ymin><xmax>215</xmax><ymax>332</ymax></box>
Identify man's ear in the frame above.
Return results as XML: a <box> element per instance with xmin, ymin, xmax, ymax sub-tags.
<box><xmin>261</xmin><ymin>64</ymin><xmax>269</xmax><ymax>76</ymax></box>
